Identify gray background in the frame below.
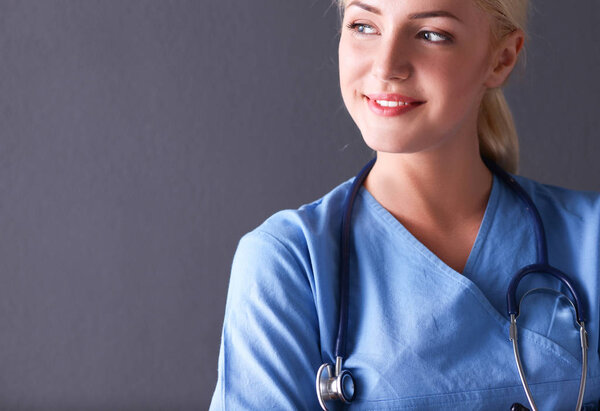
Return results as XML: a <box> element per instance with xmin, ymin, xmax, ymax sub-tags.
<box><xmin>0</xmin><ymin>0</ymin><xmax>598</xmax><ymax>409</ymax></box>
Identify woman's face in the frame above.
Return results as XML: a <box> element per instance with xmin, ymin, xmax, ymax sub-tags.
<box><xmin>339</xmin><ymin>0</ymin><xmax>501</xmax><ymax>154</ymax></box>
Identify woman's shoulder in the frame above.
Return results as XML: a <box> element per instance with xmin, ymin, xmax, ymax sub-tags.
<box><xmin>225</xmin><ymin>177</ymin><xmax>354</xmax><ymax>327</ymax></box>
<box><xmin>243</xmin><ymin>177</ymin><xmax>353</xmax><ymax>251</ymax></box>
<box><xmin>512</xmin><ymin>173</ymin><xmax>600</xmax><ymax>221</ymax></box>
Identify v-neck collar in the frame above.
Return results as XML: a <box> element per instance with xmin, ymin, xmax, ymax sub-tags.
<box><xmin>357</xmin><ymin>173</ymin><xmax>501</xmax><ymax>278</ymax></box>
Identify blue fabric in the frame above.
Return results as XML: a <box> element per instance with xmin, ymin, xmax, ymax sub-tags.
<box><xmin>210</xmin><ymin>172</ymin><xmax>600</xmax><ymax>410</ymax></box>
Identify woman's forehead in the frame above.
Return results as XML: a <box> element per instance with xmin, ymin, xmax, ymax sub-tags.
<box><xmin>342</xmin><ymin>0</ymin><xmax>492</xmax><ymax>34</ymax></box>
<box><xmin>342</xmin><ymin>0</ymin><xmax>487</xmax><ymax>23</ymax></box>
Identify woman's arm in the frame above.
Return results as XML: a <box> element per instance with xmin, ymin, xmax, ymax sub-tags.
<box><xmin>209</xmin><ymin>229</ymin><xmax>322</xmax><ymax>410</ymax></box>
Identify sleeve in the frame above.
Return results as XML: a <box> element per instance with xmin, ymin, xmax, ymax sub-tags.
<box><xmin>209</xmin><ymin>229</ymin><xmax>323</xmax><ymax>410</ymax></box>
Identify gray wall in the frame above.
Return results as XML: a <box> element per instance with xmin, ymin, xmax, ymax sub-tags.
<box><xmin>0</xmin><ymin>1</ymin><xmax>597</xmax><ymax>409</ymax></box>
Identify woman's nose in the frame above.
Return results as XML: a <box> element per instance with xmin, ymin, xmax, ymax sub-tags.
<box><xmin>371</xmin><ymin>36</ymin><xmax>412</xmax><ymax>82</ymax></box>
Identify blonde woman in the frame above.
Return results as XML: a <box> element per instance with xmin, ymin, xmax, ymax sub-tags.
<box><xmin>210</xmin><ymin>0</ymin><xmax>600</xmax><ymax>409</ymax></box>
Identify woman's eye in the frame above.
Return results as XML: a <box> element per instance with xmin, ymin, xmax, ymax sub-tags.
<box><xmin>419</xmin><ymin>31</ymin><xmax>453</xmax><ymax>44</ymax></box>
<box><xmin>345</xmin><ymin>22</ymin><xmax>378</xmax><ymax>35</ymax></box>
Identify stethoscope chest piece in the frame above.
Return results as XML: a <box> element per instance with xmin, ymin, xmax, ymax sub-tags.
<box><xmin>316</xmin><ymin>357</ymin><xmax>356</xmax><ymax>410</ymax></box>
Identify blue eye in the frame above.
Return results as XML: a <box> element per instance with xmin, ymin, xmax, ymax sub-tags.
<box><xmin>419</xmin><ymin>31</ymin><xmax>453</xmax><ymax>44</ymax></box>
<box><xmin>345</xmin><ymin>22</ymin><xmax>378</xmax><ymax>35</ymax></box>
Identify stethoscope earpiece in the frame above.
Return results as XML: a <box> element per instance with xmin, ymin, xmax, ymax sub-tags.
<box><xmin>316</xmin><ymin>357</ymin><xmax>356</xmax><ymax>410</ymax></box>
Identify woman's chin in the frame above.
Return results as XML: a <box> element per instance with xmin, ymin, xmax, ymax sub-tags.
<box><xmin>360</xmin><ymin>133</ymin><xmax>434</xmax><ymax>155</ymax></box>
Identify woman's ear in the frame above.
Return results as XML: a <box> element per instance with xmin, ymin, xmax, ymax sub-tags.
<box><xmin>484</xmin><ymin>29</ymin><xmax>525</xmax><ymax>88</ymax></box>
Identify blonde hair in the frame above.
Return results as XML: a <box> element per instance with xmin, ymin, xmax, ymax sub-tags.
<box><xmin>335</xmin><ymin>0</ymin><xmax>529</xmax><ymax>173</ymax></box>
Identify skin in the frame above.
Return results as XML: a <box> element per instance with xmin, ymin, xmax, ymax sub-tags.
<box><xmin>339</xmin><ymin>0</ymin><xmax>524</xmax><ymax>273</ymax></box>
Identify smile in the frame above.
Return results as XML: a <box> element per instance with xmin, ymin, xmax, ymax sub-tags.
<box><xmin>365</xmin><ymin>95</ymin><xmax>425</xmax><ymax>117</ymax></box>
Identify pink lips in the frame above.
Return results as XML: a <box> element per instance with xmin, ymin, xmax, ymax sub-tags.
<box><xmin>365</xmin><ymin>93</ymin><xmax>425</xmax><ymax>117</ymax></box>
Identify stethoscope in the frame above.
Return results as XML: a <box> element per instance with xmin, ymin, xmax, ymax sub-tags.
<box><xmin>316</xmin><ymin>156</ymin><xmax>589</xmax><ymax>411</ymax></box>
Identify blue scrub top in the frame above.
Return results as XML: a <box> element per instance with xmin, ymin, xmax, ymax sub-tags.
<box><xmin>210</xmin><ymin>171</ymin><xmax>600</xmax><ymax>410</ymax></box>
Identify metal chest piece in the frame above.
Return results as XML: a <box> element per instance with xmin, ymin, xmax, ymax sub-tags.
<box><xmin>316</xmin><ymin>357</ymin><xmax>356</xmax><ymax>410</ymax></box>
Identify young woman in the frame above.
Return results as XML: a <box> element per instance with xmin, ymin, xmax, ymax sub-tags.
<box><xmin>210</xmin><ymin>0</ymin><xmax>600</xmax><ymax>409</ymax></box>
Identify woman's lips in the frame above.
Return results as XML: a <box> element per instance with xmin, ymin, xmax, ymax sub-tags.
<box><xmin>364</xmin><ymin>94</ymin><xmax>425</xmax><ymax>117</ymax></box>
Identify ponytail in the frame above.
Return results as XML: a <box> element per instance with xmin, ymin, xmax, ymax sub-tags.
<box><xmin>478</xmin><ymin>87</ymin><xmax>519</xmax><ymax>173</ymax></box>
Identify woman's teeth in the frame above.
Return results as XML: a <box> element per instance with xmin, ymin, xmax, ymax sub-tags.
<box><xmin>375</xmin><ymin>100</ymin><xmax>410</xmax><ymax>107</ymax></box>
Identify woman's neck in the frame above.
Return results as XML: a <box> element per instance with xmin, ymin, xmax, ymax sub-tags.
<box><xmin>363</xmin><ymin>145</ymin><xmax>493</xmax><ymax>231</ymax></box>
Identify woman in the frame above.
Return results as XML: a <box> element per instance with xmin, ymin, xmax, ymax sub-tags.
<box><xmin>210</xmin><ymin>0</ymin><xmax>600</xmax><ymax>409</ymax></box>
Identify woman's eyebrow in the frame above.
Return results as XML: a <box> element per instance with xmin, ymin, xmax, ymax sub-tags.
<box><xmin>408</xmin><ymin>10</ymin><xmax>463</xmax><ymax>24</ymax></box>
<box><xmin>346</xmin><ymin>1</ymin><xmax>381</xmax><ymax>15</ymax></box>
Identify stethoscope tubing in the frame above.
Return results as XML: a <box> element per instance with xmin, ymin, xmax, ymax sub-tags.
<box><xmin>507</xmin><ymin>263</ymin><xmax>586</xmax><ymax>323</ymax></box>
<box><xmin>335</xmin><ymin>156</ymin><xmax>377</xmax><ymax>359</ymax></box>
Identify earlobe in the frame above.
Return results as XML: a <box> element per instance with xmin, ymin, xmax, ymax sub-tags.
<box><xmin>484</xmin><ymin>29</ymin><xmax>525</xmax><ymax>88</ymax></box>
